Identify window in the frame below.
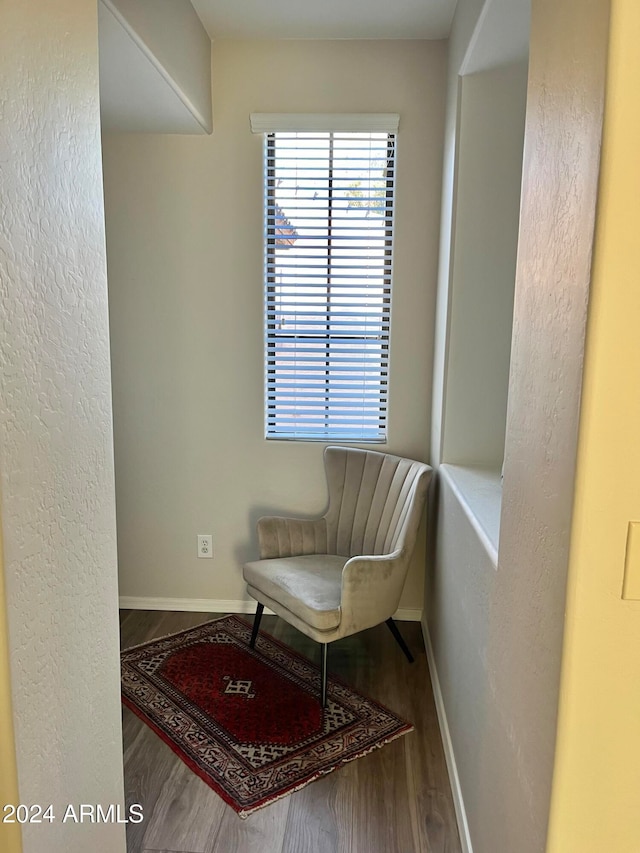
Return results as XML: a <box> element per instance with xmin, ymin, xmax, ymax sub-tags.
<box><xmin>251</xmin><ymin>114</ymin><xmax>399</xmax><ymax>442</ymax></box>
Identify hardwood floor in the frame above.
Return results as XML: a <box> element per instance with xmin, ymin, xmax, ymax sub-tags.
<box><xmin>119</xmin><ymin>610</ymin><xmax>461</xmax><ymax>853</ymax></box>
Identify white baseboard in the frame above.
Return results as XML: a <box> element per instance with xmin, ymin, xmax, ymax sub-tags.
<box><xmin>421</xmin><ymin>616</ymin><xmax>473</xmax><ymax>853</ymax></box>
<box><xmin>118</xmin><ymin>596</ymin><xmax>422</xmax><ymax>622</ymax></box>
<box><xmin>119</xmin><ymin>596</ymin><xmax>261</xmax><ymax>614</ymax></box>
<box><xmin>393</xmin><ymin>607</ymin><xmax>422</xmax><ymax>622</ymax></box>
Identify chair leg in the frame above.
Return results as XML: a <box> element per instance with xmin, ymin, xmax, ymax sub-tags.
<box><xmin>249</xmin><ymin>603</ymin><xmax>264</xmax><ymax>649</ymax></box>
<box><xmin>320</xmin><ymin>643</ymin><xmax>328</xmax><ymax>708</ymax></box>
<box><xmin>385</xmin><ymin>618</ymin><xmax>414</xmax><ymax>663</ymax></box>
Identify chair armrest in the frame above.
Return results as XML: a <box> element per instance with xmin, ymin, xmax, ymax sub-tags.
<box><xmin>340</xmin><ymin>551</ymin><xmax>407</xmax><ymax>634</ymax></box>
<box><xmin>257</xmin><ymin>515</ymin><xmax>328</xmax><ymax>560</ymax></box>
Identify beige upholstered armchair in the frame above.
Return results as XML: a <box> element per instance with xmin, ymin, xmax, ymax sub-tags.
<box><xmin>243</xmin><ymin>446</ymin><xmax>433</xmax><ymax>706</ymax></box>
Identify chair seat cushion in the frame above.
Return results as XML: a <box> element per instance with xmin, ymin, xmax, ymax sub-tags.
<box><xmin>243</xmin><ymin>554</ymin><xmax>347</xmax><ymax>631</ymax></box>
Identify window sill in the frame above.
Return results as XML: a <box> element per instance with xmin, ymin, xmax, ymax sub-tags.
<box><xmin>439</xmin><ymin>464</ymin><xmax>502</xmax><ymax>567</ymax></box>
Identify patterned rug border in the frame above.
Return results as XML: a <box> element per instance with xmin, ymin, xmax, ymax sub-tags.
<box><xmin>121</xmin><ymin>614</ymin><xmax>414</xmax><ymax>818</ymax></box>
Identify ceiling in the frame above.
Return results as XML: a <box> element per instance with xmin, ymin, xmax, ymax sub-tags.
<box><xmin>190</xmin><ymin>0</ymin><xmax>458</xmax><ymax>41</ymax></box>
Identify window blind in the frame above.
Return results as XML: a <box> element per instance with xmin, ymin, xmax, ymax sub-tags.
<box><xmin>259</xmin><ymin>124</ymin><xmax>397</xmax><ymax>442</ymax></box>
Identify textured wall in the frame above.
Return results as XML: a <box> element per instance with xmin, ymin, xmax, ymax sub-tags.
<box><xmin>494</xmin><ymin>2</ymin><xmax>608</xmax><ymax>848</ymax></box>
<box><xmin>102</xmin><ymin>39</ymin><xmax>446</xmax><ymax>612</ymax></box>
<box><xmin>428</xmin><ymin>0</ymin><xmax>610</xmax><ymax>852</ymax></box>
<box><xmin>547</xmin><ymin>1</ymin><xmax>640</xmax><ymax>848</ymax></box>
<box><xmin>0</xmin><ymin>531</ymin><xmax>21</xmax><ymax>853</ymax></box>
<box><xmin>0</xmin><ymin>2</ymin><xmax>125</xmax><ymax>852</ymax></box>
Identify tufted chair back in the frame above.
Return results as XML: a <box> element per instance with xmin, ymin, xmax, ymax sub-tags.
<box><xmin>323</xmin><ymin>446</ymin><xmax>432</xmax><ymax>558</ymax></box>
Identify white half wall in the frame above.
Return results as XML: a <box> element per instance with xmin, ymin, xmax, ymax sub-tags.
<box><xmin>102</xmin><ymin>39</ymin><xmax>446</xmax><ymax>611</ymax></box>
<box><xmin>0</xmin><ymin>1</ymin><xmax>125</xmax><ymax>851</ymax></box>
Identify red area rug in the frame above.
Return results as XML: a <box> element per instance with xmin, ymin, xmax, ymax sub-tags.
<box><xmin>121</xmin><ymin>615</ymin><xmax>413</xmax><ymax>818</ymax></box>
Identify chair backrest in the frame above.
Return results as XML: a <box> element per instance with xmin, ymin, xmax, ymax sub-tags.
<box><xmin>322</xmin><ymin>446</ymin><xmax>432</xmax><ymax>558</ymax></box>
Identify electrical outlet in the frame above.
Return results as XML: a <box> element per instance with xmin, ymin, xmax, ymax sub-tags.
<box><xmin>197</xmin><ymin>534</ymin><xmax>213</xmax><ymax>559</ymax></box>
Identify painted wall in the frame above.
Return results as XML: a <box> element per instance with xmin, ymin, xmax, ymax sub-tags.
<box><xmin>430</xmin><ymin>473</ymin><xmax>497</xmax><ymax>849</ymax></box>
<box><xmin>100</xmin><ymin>0</ymin><xmax>212</xmax><ymax>132</ymax></box>
<box><xmin>102</xmin><ymin>39</ymin><xmax>446</xmax><ymax>612</ymax></box>
<box><xmin>427</xmin><ymin>1</ymin><xmax>609</xmax><ymax>852</ymax></box>
<box><xmin>430</xmin><ymin>0</ymin><xmax>486</xmax><ymax>466</ymax></box>
<box><xmin>0</xmin><ymin>529</ymin><xmax>21</xmax><ymax>853</ymax></box>
<box><xmin>441</xmin><ymin>62</ymin><xmax>528</xmax><ymax>467</ymax></box>
<box><xmin>547</xmin><ymin>1</ymin><xmax>640</xmax><ymax>849</ymax></box>
<box><xmin>0</xmin><ymin>2</ymin><xmax>126</xmax><ymax>852</ymax></box>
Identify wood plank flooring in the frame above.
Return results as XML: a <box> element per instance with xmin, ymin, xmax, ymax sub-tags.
<box><xmin>119</xmin><ymin>610</ymin><xmax>461</xmax><ymax>853</ymax></box>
